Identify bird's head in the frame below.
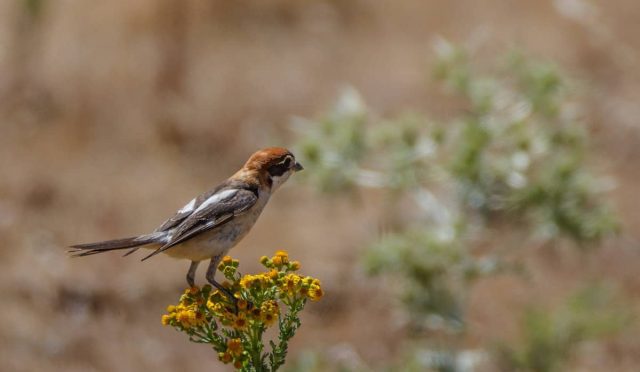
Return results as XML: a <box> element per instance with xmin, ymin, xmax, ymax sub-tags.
<box><xmin>239</xmin><ymin>147</ymin><xmax>303</xmax><ymax>191</ymax></box>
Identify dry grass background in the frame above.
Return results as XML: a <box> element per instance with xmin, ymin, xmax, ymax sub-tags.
<box><xmin>1</xmin><ymin>1</ymin><xmax>640</xmax><ymax>371</ymax></box>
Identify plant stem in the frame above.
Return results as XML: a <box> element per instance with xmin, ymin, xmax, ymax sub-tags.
<box><xmin>248</xmin><ymin>323</ymin><xmax>265</xmax><ymax>372</ymax></box>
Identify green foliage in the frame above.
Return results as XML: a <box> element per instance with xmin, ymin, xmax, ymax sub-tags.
<box><xmin>284</xmin><ymin>350</ymin><xmax>364</xmax><ymax>372</ymax></box>
<box><xmin>293</xmin><ymin>88</ymin><xmax>438</xmax><ymax>193</ymax></box>
<box><xmin>365</xmin><ymin>226</ymin><xmax>505</xmax><ymax>331</ymax></box>
<box><xmin>435</xmin><ymin>44</ymin><xmax>619</xmax><ymax>241</ymax></box>
<box><xmin>294</xmin><ymin>42</ymin><xmax>618</xmax><ymax>244</ymax></box>
<box><xmin>495</xmin><ymin>285</ymin><xmax>631</xmax><ymax>372</ymax></box>
<box><xmin>290</xmin><ymin>40</ymin><xmax>622</xmax><ymax>369</ymax></box>
<box><xmin>394</xmin><ymin>347</ymin><xmax>486</xmax><ymax>372</ymax></box>
<box><xmin>285</xmin><ymin>346</ymin><xmax>487</xmax><ymax>372</ymax></box>
<box><xmin>269</xmin><ymin>299</ymin><xmax>304</xmax><ymax>371</ymax></box>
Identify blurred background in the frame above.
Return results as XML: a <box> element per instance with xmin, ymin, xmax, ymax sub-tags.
<box><xmin>1</xmin><ymin>0</ymin><xmax>640</xmax><ymax>371</ymax></box>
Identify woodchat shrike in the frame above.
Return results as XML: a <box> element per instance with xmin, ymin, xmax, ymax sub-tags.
<box><xmin>71</xmin><ymin>147</ymin><xmax>303</xmax><ymax>296</ymax></box>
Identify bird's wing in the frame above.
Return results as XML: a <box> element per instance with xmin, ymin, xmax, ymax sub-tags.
<box><xmin>141</xmin><ymin>187</ymin><xmax>258</xmax><ymax>260</ymax></box>
<box><xmin>155</xmin><ymin>185</ymin><xmax>225</xmax><ymax>232</ymax></box>
<box><xmin>155</xmin><ymin>179</ymin><xmax>258</xmax><ymax>232</ymax></box>
<box><xmin>155</xmin><ymin>198</ymin><xmax>198</xmax><ymax>232</ymax></box>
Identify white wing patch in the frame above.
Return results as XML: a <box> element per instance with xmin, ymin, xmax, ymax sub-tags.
<box><xmin>194</xmin><ymin>189</ymin><xmax>239</xmax><ymax>213</ymax></box>
<box><xmin>178</xmin><ymin>198</ymin><xmax>197</xmax><ymax>213</ymax></box>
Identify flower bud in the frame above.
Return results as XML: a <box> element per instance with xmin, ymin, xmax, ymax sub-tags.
<box><xmin>259</xmin><ymin>256</ymin><xmax>269</xmax><ymax>265</ymax></box>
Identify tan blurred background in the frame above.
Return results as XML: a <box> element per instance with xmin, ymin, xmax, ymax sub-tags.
<box><xmin>1</xmin><ymin>1</ymin><xmax>640</xmax><ymax>371</ymax></box>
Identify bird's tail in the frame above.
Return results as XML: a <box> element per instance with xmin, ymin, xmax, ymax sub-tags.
<box><xmin>69</xmin><ymin>232</ymin><xmax>165</xmax><ymax>257</ymax></box>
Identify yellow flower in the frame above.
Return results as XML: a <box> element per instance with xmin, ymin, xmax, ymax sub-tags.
<box><xmin>240</xmin><ymin>275</ymin><xmax>253</xmax><ymax>289</ymax></box>
<box><xmin>260</xmin><ymin>300</ymin><xmax>279</xmax><ymax>327</ymax></box>
<box><xmin>252</xmin><ymin>275</ymin><xmax>260</xmax><ymax>287</ymax></box>
<box><xmin>272</xmin><ymin>256</ymin><xmax>283</xmax><ymax>266</ymax></box>
<box><xmin>282</xmin><ymin>273</ymin><xmax>301</xmax><ymax>294</ymax></box>
<box><xmin>263</xmin><ymin>312</ymin><xmax>276</xmax><ymax>326</ymax></box>
<box><xmin>222</xmin><ymin>255</ymin><xmax>233</xmax><ymax>265</ymax></box>
<box><xmin>219</xmin><ymin>352</ymin><xmax>233</xmax><ymax>363</ymax></box>
<box><xmin>166</xmin><ymin>305</ymin><xmax>176</xmax><ymax>313</ymax></box>
<box><xmin>263</xmin><ymin>273</ymin><xmax>274</xmax><ymax>285</ymax></box>
<box><xmin>232</xmin><ymin>313</ymin><xmax>248</xmax><ymax>330</ymax></box>
<box><xmin>161</xmin><ymin>314</ymin><xmax>171</xmax><ymax>326</ymax></box>
<box><xmin>290</xmin><ymin>261</ymin><xmax>301</xmax><ymax>271</ymax></box>
<box><xmin>227</xmin><ymin>338</ymin><xmax>243</xmax><ymax>355</ymax></box>
<box><xmin>268</xmin><ymin>269</ymin><xmax>279</xmax><ymax>280</ymax></box>
<box><xmin>308</xmin><ymin>285</ymin><xmax>324</xmax><ymax>301</ymax></box>
<box><xmin>263</xmin><ymin>313</ymin><xmax>277</xmax><ymax>326</ymax></box>
<box><xmin>195</xmin><ymin>311</ymin><xmax>206</xmax><ymax>325</ymax></box>
<box><xmin>241</xmin><ymin>274</ymin><xmax>271</xmax><ymax>289</ymax></box>
<box><xmin>177</xmin><ymin>310</ymin><xmax>197</xmax><ymax>328</ymax></box>
<box><xmin>272</xmin><ymin>250</ymin><xmax>289</xmax><ymax>266</ymax></box>
<box><xmin>237</xmin><ymin>299</ymin><xmax>248</xmax><ymax>310</ymax></box>
<box><xmin>207</xmin><ymin>299</ymin><xmax>223</xmax><ymax>312</ymax></box>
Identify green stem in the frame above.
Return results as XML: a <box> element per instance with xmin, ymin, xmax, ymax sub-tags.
<box><xmin>248</xmin><ymin>323</ymin><xmax>265</xmax><ymax>372</ymax></box>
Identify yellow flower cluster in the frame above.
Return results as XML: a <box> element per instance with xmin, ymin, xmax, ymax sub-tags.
<box><xmin>280</xmin><ymin>272</ymin><xmax>324</xmax><ymax>301</ymax></box>
<box><xmin>218</xmin><ymin>338</ymin><xmax>245</xmax><ymax>369</ymax></box>
<box><xmin>205</xmin><ymin>290</ymin><xmax>280</xmax><ymax>331</ymax></box>
<box><xmin>260</xmin><ymin>300</ymin><xmax>279</xmax><ymax>326</ymax></box>
<box><xmin>259</xmin><ymin>251</ymin><xmax>323</xmax><ymax>301</ymax></box>
<box><xmin>260</xmin><ymin>250</ymin><xmax>301</xmax><ymax>271</ymax></box>
<box><xmin>239</xmin><ymin>273</ymin><xmax>272</xmax><ymax>290</ymax></box>
<box><xmin>161</xmin><ymin>287</ymin><xmax>208</xmax><ymax>329</ymax></box>
<box><xmin>218</xmin><ymin>256</ymin><xmax>240</xmax><ymax>280</ymax></box>
<box><xmin>161</xmin><ymin>251</ymin><xmax>324</xmax><ymax>369</ymax></box>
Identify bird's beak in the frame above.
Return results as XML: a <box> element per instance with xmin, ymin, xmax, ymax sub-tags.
<box><xmin>293</xmin><ymin>162</ymin><xmax>304</xmax><ymax>172</ymax></box>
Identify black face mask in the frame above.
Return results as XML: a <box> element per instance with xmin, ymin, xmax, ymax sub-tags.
<box><xmin>268</xmin><ymin>158</ymin><xmax>292</xmax><ymax>178</ymax></box>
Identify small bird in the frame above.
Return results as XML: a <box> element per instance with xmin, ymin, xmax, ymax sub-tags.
<box><xmin>70</xmin><ymin>147</ymin><xmax>303</xmax><ymax>297</ymax></box>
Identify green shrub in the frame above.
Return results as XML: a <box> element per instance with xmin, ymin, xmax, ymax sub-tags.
<box><xmin>290</xmin><ymin>40</ymin><xmax>622</xmax><ymax>369</ymax></box>
<box><xmin>495</xmin><ymin>285</ymin><xmax>631</xmax><ymax>372</ymax></box>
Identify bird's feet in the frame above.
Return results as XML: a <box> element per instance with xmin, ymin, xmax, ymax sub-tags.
<box><xmin>208</xmin><ymin>280</ymin><xmax>239</xmax><ymax>314</ymax></box>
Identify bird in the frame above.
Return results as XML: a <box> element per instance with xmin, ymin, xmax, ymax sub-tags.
<box><xmin>70</xmin><ymin>147</ymin><xmax>303</xmax><ymax>298</ymax></box>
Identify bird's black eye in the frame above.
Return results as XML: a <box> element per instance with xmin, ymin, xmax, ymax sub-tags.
<box><xmin>283</xmin><ymin>157</ymin><xmax>292</xmax><ymax>168</ymax></box>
